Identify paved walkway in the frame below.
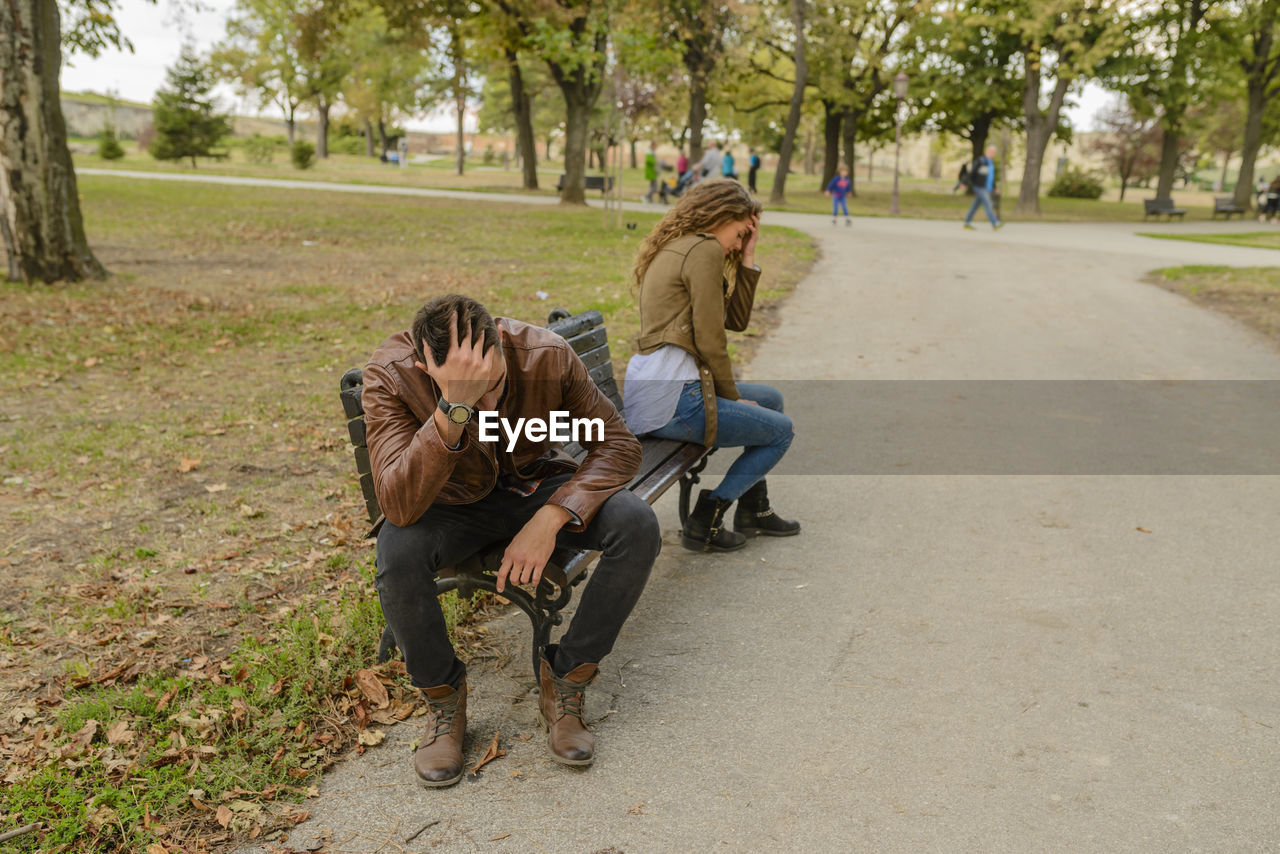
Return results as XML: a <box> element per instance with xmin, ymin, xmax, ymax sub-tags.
<box><xmin>181</xmin><ymin>173</ymin><xmax>1280</xmax><ymax>853</ymax></box>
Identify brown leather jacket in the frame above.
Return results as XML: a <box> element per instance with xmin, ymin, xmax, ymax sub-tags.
<box><xmin>362</xmin><ymin>318</ymin><xmax>641</xmax><ymax>530</ymax></box>
<box><xmin>634</xmin><ymin>233</ymin><xmax>760</xmax><ymax>445</ymax></box>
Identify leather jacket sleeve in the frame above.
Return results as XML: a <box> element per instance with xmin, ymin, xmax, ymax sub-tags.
<box><xmin>726</xmin><ymin>264</ymin><xmax>761</xmax><ymax>332</ymax></box>
<box><xmin>686</xmin><ymin>240</ymin><xmax>740</xmax><ymax>401</ymax></box>
<box><xmin>545</xmin><ymin>341</ymin><xmax>642</xmax><ymax>531</ymax></box>
<box><xmin>362</xmin><ymin>360</ymin><xmax>469</xmax><ymax>528</ymax></box>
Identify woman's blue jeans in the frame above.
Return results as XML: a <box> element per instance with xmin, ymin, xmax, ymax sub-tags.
<box><xmin>646</xmin><ymin>381</ymin><xmax>794</xmax><ymax>502</ymax></box>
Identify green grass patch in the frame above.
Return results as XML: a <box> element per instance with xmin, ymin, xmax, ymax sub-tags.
<box><xmin>1147</xmin><ymin>265</ymin><xmax>1280</xmax><ymax>346</ymax></box>
<box><xmin>1138</xmin><ymin>231</ymin><xmax>1280</xmax><ymax>250</ymax></box>
<box><xmin>0</xmin><ymin>561</ymin><xmax>480</xmax><ymax>851</ymax></box>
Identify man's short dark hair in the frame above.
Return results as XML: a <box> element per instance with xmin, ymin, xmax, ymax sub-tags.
<box><xmin>411</xmin><ymin>294</ymin><xmax>501</xmax><ymax>368</ymax></box>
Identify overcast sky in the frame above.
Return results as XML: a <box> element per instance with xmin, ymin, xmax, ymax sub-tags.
<box><xmin>60</xmin><ymin>0</ymin><xmax>1111</xmax><ymax>134</ymax></box>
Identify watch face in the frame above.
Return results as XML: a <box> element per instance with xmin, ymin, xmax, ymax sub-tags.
<box><xmin>447</xmin><ymin>404</ymin><xmax>471</xmax><ymax>424</ymax></box>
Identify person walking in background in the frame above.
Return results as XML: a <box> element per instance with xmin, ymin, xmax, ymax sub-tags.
<box><xmin>676</xmin><ymin>149</ymin><xmax>689</xmax><ymax>180</ymax></box>
<box><xmin>696</xmin><ymin>140</ymin><xmax>723</xmax><ymax>181</ymax></box>
<box><xmin>964</xmin><ymin>145</ymin><xmax>1004</xmax><ymax>231</ymax></box>
<box><xmin>722</xmin><ymin>147</ymin><xmax>737</xmax><ymax>181</ymax></box>
<box><xmin>825</xmin><ymin>164</ymin><xmax>853</xmax><ymax>226</ymax></box>
<box><xmin>747</xmin><ymin>149</ymin><xmax>761</xmax><ymax>193</ymax></box>
<box><xmin>643</xmin><ymin>142</ymin><xmax>660</xmax><ymax>203</ymax></box>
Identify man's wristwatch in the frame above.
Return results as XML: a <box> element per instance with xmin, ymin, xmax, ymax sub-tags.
<box><xmin>437</xmin><ymin>398</ymin><xmax>475</xmax><ymax>425</ymax></box>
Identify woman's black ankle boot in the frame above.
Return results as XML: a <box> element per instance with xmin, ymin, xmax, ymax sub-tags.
<box><xmin>733</xmin><ymin>480</ymin><xmax>801</xmax><ymax>537</ymax></box>
<box><xmin>682</xmin><ymin>489</ymin><xmax>748</xmax><ymax>552</ymax></box>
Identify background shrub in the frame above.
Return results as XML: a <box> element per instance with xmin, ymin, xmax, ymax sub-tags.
<box><xmin>291</xmin><ymin>140</ymin><xmax>316</xmax><ymax>170</ymax></box>
<box><xmin>1048</xmin><ymin>166</ymin><xmax>1105</xmax><ymax>199</ymax></box>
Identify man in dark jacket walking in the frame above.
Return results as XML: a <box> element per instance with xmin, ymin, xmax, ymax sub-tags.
<box><xmin>963</xmin><ymin>145</ymin><xmax>1004</xmax><ymax>231</ymax></box>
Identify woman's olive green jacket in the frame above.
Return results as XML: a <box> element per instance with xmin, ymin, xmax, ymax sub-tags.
<box><xmin>634</xmin><ymin>232</ymin><xmax>761</xmax><ymax>446</ymax></box>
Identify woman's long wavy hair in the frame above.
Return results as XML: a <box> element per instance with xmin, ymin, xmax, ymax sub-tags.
<box><xmin>633</xmin><ymin>179</ymin><xmax>763</xmax><ymax>289</ymax></box>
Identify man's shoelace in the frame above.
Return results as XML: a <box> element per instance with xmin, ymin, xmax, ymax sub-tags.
<box><xmin>427</xmin><ymin>692</ymin><xmax>462</xmax><ymax>739</ymax></box>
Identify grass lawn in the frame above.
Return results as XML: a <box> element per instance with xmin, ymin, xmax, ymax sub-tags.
<box><xmin>0</xmin><ymin>176</ymin><xmax>815</xmax><ymax>852</ymax></box>
<box><xmin>1147</xmin><ymin>265</ymin><xmax>1280</xmax><ymax>345</ymax></box>
<box><xmin>73</xmin><ymin>146</ymin><xmax>1219</xmax><ymax>223</ymax></box>
<box><xmin>1137</xmin><ymin>231</ymin><xmax>1280</xmax><ymax>250</ymax></box>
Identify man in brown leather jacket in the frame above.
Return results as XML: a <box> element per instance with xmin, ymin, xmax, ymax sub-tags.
<box><xmin>363</xmin><ymin>294</ymin><xmax>659</xmax><ymax>787</ymax></box>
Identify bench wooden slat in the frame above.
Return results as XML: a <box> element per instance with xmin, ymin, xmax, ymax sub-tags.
<box><xmin>565</xmin><ymin>327</ymin><xmax>608</xmax><ymax>355</ymax></box>
<box><xmin>546</xmin><ymin>310</ymin><xmax>604</xmax><ymax>339</ymax></box>
<box><xmin>577</xmin><ymin>342</ymin><xmax>612</xmax><ymax>371</ymax></box>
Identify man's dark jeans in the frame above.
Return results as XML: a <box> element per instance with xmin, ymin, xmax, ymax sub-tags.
<box><xmin>375</xmin><ymin>473</ymin><xmax>660</xmax><ymax>691</ymax></box>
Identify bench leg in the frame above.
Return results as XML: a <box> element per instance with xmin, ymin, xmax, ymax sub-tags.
<box><xmin>678</xmin><ymin>455</ymin><xmax>713</xmax><ymax>527</ymax></box>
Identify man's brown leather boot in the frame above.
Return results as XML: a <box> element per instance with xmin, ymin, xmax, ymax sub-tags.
<box><xmin>537</xmin><ymin>652</ymin><xmax>598</xmax><ymax>766</ymax></box>
<box><xmin>414</xmin><ymin>680</ymin><xmax>466</xmax><ymax>788</ymax></box>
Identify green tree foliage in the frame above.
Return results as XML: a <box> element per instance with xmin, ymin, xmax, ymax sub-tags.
<box><xmin>660</xmin><ymin>0</ymin><xmax>734</xmax><ymax>162</ymax></box>
<box><xmin>341</xmin><ymin>2</ymin><xmax>432</xmax><ymax>159</ymax></box>
<box><xmin>491</xmin><ymin>0</ymin><xmax>613</xmax><ymax>204</ymax></box>
<box><xmin>805</xmin><ymin>0</ymin><xmax>921</xmax><ymax>192</ymax></box>
<box><xmin>905</xmin><ymin>0</ymin><xmax>1024</xmax><ymax>164</ymax></box>
<box><xmin>211</xmin><ymin>0</ymin><xmax>310</xmax><ymax>146</ymax></box>
<box><xmin>999</xmin><ymin>0</ymin><xmax>1130</xmax><ymax>215</ymax></box>
<box><xmin>1211</xmin><ymin>0</ymin><xmax>1280</xmax><ymax>208</ymax></box>
<box><xmin>1110</xmin><ymin>0</ymin><xmax>1216</xmax><ymax>198</ymax></box>
<box><xmin>148</xmin><ymin>45</ymin><xmax>232</xmax><ymax>168</ymax></box>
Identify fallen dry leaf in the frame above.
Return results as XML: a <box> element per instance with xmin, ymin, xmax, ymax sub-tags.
<box><xmin>354</xmin><ymin>668</ymin><xmax>389</xmax><ymax>709</ymax></box>
<box><xmin>1136</xmin><ymin>527</ymin><xmax>1152</xmax><ymax>534</ymax></box>
<box><xmin>357</xmin><ymin>729</ymin><xmax>385</xmax><ymax>746</ymax></box>
<box><xmin>105</xmin><ymin>721</ymin><xmax>133</xmax><ymax>746</ymax></box>
<box><xmin>204</xmin><ymin>483</ymin><xmax>228</xmax><ymax>493</ymax></box>
<box><xmin>470</xmin><ymin>732</ymin><xmax>505</xmax><ymax>775</ymax></box>
<box><xmin>177</xmin><ymin>457</ymin><xmax>201</xmax><ymax>473</ymax></box>
<box><xmin>215</xmin><ymin>805</ymin><xmax>233</xmax><ymax>828</ymax></box>
<box><xmin>490</xmin><ymin>833</ymin><xmax>511</xmax><ymax>841</ymax></box>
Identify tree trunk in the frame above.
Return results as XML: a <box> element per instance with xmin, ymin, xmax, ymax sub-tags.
<box><xmin>545</xmin><ymin>134</ymin><xmax>554</xmax><ymax>161</ymax></box>
<box><xmin>841</xmin><ymin>107</ymin><xmax>858</xmax><ymax>197</ymax></box>
<box><xmin>364</xmin><ymin>119</ymin><xmax>374</xmax><ymax>157</ymax></box>
<box><xmin>378</xmin><ymin>117</ymin><xmax>389</xmax><ymax>155</ymax></box>
<box><xmin>630</xmin><ymin>138</ymin><xmax>638</xmax><ymax>169</ymax></box>
<box><xmin>0</xmin><ymin>0</ymin><xmax>105</xmax><ymax>283</ymax></box>
<box><xmin>559</xmin><ymin>93</ymin><xmax>592</xmax><ymax>204</ymax></box>
<box><xmin>455</xmin><ymin>91</ymin><xmax>466</xmax><ymax>176</ymax></box>
<box><xmin>547</xmin><ymin>26</ymin><xmax>606</xmax><ymax>206</ymax></box>
<box><xmin>1017</xmin><ymin>59</ymin><xmax>1071</xmax><ymax>217</ymax></box>
<box><xmin>285</xmin><ymin>113</ymin><xmax>296</xmax><ymax>147</ymax></box>
<box><xmin>316</xmin><ymin>98</ymin><xmax>330</xmax><ymax>158</ymax></box>
<box><xmin>506</xmin><ymin>49</ymin><xmax>538</xmax><ymax>190</ymax></box>
<box><xmin>688</xmin><ymin>73</ymin><xmax>708</xmax><ymax>164</ymax></box>
<box><xmin>1155</xmin><ymin>128</ymin><xmax>1180</xmax><ymax>198</ymax></box>
<box><xmin>768</xmin><ymin>0</ymin><xmax>808</xmax><ymax>206</ymax></box>
<box><xmin>820</xmin><ymin>101</ymin><xmax>840</xmax><ymax>189</ymax></box>
<box><xmin>969</xmin><ymin>113</ymin><xmax>993</xmax><ymax>163</ymax></box>
<box><xmin>452</xmin><ymin>23</ymin><xmax>466</xmax><ymax>176</ymax></box>
<box><xmin>1235</xmin><ymin>77</ymin><xmax>1267</xmax><ymax>209</ymax></box>
<box><xmin>1119</xmin><ymin>175</ymin><xmax>1128</xmax><ymax>202</ymax></box>
<box><xmin>1220</xmin><ymin>150</ymin><xmax>1231</xmax><ymax>190</ymax></box>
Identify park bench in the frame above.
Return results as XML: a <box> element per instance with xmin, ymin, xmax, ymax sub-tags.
<box><xmin>1212</xmin><ymin>196</ymin><xmax>1248</xmax><ymax>219</ymax></box>
<box><xmin>339</xmin><ymin>307</ymin><xmax>714</xmax><ymax>677</ymax></box>
<box><xmin>556</xmin><ymin>174</ymin><xmax>615</xmax><ymax>195</ymax></box>
<box><xmin>1143</xmin><ymin>197</ymin><xmax>1187</xmax><ymax>221</ymax></box>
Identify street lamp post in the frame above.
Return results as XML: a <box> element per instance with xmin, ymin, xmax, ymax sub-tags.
<box><xmin>891</xmin><ymin>70</ymin><xmax>909</xmax><ymax>216</ymax></box>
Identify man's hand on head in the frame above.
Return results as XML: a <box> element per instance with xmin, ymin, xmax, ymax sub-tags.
<box><xmin>414</xmin><ymin>310</ymin><xmax>500</xmax><ymax>408</ymax></box>
<box><xmin>495</xmin><ymin>504</ymin><xmax>572</xmax><ymax>593</ymax></box>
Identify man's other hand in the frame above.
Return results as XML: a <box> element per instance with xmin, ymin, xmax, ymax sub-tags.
<box><xmin>496</xmin><ymin>504</ymin><xmax>572</xmax><ymax>593</ymax></box>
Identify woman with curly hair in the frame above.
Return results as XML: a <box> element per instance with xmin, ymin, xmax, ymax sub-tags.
<box><xmin>623</xmin><ymin>179</ymin><xmax>800</xmax><ymax>553</ymax></box>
